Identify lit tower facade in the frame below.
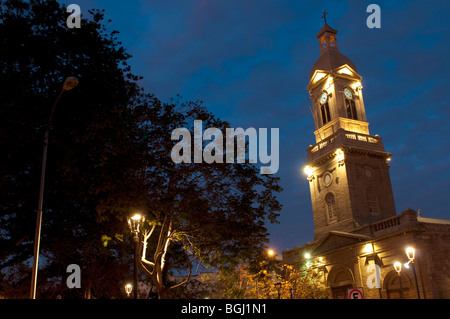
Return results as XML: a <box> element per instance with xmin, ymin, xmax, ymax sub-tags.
<box><xmin>305</xmin><ymin>22</ymin><xmax>396</xmax><ymax>241</ymax></box>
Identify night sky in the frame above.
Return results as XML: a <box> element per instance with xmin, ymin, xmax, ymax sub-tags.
<box><xmin>69</xmin><ymin>0</ymin><xmax>450</xmax><ymax>253</ymax></box>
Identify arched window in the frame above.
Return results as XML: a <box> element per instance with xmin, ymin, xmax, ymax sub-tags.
<box><xmin>321</xmin><ymin>103</ymin><xmax>331</xmax><ymax>125</ymax></box>
<box><xmin>321</xmin><ymin>37</ymin><xmax>326</xmax><ymax>49</ymax></box>
<box><xmin>344</xmin><ymin>88</ymin><xmax>357</xmax><ymax>120</ymax></box>
<box><xmin>385</xmin><ymin>270</ymin><xmax>412</xmax><ymax>299</ymax></box>
<box><xmin>330</xmin><ymin>35</ymin><xmax>336</xmax><ymax>47</ymax></box>
<box><xmin>366</xmin><ymin>188</ymin><xmax>379</xmax><ymax>215</ymax></box>
<box><xmin>325</xmin><ymin>192</ymin><xmax>337</xmax><ymax>222</ymax></box>
<box><xmin>345</xmin><ymin>99</ymin><xmax>357</xmax><ymax>120</ymax></box>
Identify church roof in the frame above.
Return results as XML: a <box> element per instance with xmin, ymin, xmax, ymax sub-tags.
<box><xmin>316</xmin><ymin>23</ymin><xmax>338</xmax><ymax>38</ymax></box>
<box><xmin>309</xmin><ymin>49</ymin><xmax>358</xmax><ymax>79</ymax></box>
<box><xmin>309</xmin><ymin>23</ymin><xmax>358</xmax><ymax>79</ymax></box>
<box><xmin>309</xmin><ymin>231</ymin><xmax>372</xmax><ymax>255</ymax></box>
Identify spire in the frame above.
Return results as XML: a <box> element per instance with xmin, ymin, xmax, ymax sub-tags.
<box><xmin>309</xmin><ymin>15</ymin><xmax>357</xmax><ymax>79</ymax></box>
<box><xmin>322</xmin><ymin>9</ymin><xmax>328</xmax><ymax>25</ymax></box>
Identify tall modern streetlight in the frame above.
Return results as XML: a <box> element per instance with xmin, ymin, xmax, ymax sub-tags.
<box><xmin>30</xmin><ymin>77</ymin><xmax>79</xmax><ymax>299</ymax></box>
<box><xmin>128</xmin><ymin>213</ymin><xmax>145</xmax><ymax>299</ymax></box>
<box><xmin>405</xmin><ymin>247</ymin><xmax>420</xmax><ymax>299</ymax></box>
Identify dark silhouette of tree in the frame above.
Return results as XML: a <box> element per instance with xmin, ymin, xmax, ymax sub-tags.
<box><xmin>0</xmin><ymin>0</ymin><xmax>282</xmax><ymax>299</ymax></box>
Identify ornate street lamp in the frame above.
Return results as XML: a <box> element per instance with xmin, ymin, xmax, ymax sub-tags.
<box><xmin>128</xmin><ymin>213</ymin><xmax>145</xmax><ymax>299</ymax></box>
<box><xmin>128</xmin><ymin>213</ymin><xmax>145</xmax><ymax>235</ymax></box>
<box><xmin>125</xmin><ymin>283</ymin><xmax>133</xmax><ymax>297</ymax></box>
<box><xmin>393</xmin><ymin>262</ymin><xmax>404</xmax><ymax>299</ymax></box>
<box><xmin>405</xmin><ymin>247</ymin><xmax>415</xmax><ymax>261</ymax></box>
<box><xmin>405</xmin><ymin>247</ymin><xmax>420</xmax><ymax>299</ymax></box>
<box><xmin>30</xmin><ymin>76</ymin><xmax>79</xmax><ymax>299</ymax></box>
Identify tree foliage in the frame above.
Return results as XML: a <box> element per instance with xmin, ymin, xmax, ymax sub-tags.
<box><xmin>205</xmin><ymin>261</ymin><xmax>328</xmax><ymax>299</ymax></box>
<box><xmin>0</xmin><ymin>0</ymin><xmax>282</xmax><ymax>299</ymax></box>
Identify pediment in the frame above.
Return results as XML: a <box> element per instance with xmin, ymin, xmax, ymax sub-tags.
<box><xmin>307</xmin><ymin>64</ymin><xmax>362</xmax><ymax>91</ymax></box>
<box><xmin>311</xmin><ymin>231</ymin><xmax>372</xmax><ymax>255</ymax></box>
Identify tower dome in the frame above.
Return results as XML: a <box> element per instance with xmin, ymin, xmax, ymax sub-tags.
<box><xmin>309</xmin><ymin>23</ymin><xmax>357</xmax><ymax>79</ymax></box>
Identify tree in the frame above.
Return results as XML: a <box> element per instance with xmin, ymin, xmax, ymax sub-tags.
<box><xmin>0</xmin><ymin>0</ymin><xmax>143</xmax><ymax>298</ymax></box>
<box><xmin>124</xmin><ymin>98</ymin><xmax>282</xmax><ymax>299</ymax></box>
<box><xmin>206</xmin><ymin>261</ymin><xmax>328</xmax><ymax>299</ymax></box>
<box><xmin>0</xmin><ymin>0</ymin><xmax>283</xmax><ymax>299</ymax></box>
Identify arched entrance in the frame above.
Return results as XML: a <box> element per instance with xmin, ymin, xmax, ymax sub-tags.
<box><xmin>327</xmin><ymin>266</ymin><xmax>355</xmax><ymax>299</ymax></box>
<box><xmin>384</xmin><ymin>270</ymin><xmax>412</xmax><ymax>299</ymax></box>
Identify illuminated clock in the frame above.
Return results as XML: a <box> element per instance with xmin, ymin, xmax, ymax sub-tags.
<box><xmin>320</xmin><ymin>92</ymin><xmax>328</xmax><ymax>104</ymax></box>
<box><xmin>344</xmin><ymin>88</ymin><xmax>353</xmax><ymax>99</ymax></box>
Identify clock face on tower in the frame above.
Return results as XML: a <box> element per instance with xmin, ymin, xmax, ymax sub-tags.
<box><xmin>320</xmin><ymin>92</ymin><xmax>328</xmax><ymax>104</ymax></box>
<box><xmin>344</xmin><ymin>88</ymin><xmax>353</xmax><ymax>99</ymax></box>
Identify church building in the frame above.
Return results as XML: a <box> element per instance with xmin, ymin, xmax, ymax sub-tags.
<box><xmin>282</xmin><ymin>20</ymin><xmax>450</xmax><ymax>299</ymax></box>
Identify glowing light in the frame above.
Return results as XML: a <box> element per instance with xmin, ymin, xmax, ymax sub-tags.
<box><xmin>353</xmin><ymin>81</ymin><xmax>362</xmax><ymax>89</ymax></box>
<box><xmin>267</xmin><ymin>249</ymin><xmax>275</xmax><ymax>257</ymax></box>
<box><xmin>325</xmin><ymin>76</ymin><xmax>334</xmax><ymax>91</ymax></box>
<box><xmin>125</xmin><ymin>283</ymin><xmax>133</xmax><ymax>296</ymax></box>
<box><xmin>394</xmin><ymin>262</ymin><xmax>402</xmax><ymax>274</ymax></box>
<box><xmin>364</xmin><ymin>243</ymin><xmax>373</xmax><ymax>254</ymax></box>
<box><xmin>335</xmin><ymin>149</ymin><xmax>344</xmax><ymax>166</ymax></box>
<box><xmin>304</xmin><ymin>252</ymin><xmax>311</xmax><ymax>259</ymax></box>
<box><xmin>338</xmin><ymin>67</ymin><xmax>353</xmax><ymax>76</ymax></box>
<box><xmin>405</xmin><ymin>247</ymin><xmax>415</xmax><ymax>261</ymax></box>
<box><xmin>303</xmin><ymin>165</ymin><xmax>313</xmax><ymax>176</ymax></box>
<box><xmin>303</xmin><ymin>166</ymin><xmax>315</xmax><ymax>181</ymax></box>
<box><xmin>313</xmin><ymin>72</ymin><xmax>326</xmax><ymax>83</ymax></box>
<box><xmin>316</xmin><ymin>256</ymin><xmax>325</xmax><ymax>266</ymax></box>
<box><xmin>131</xmin><ymin>214</ymin><xmax>142</xmax><ymax>221</ymax></box>
<box><xmin>128</xmin><ymin>213</ymin><xmax>145</xmax><ymax>235</ymax></box>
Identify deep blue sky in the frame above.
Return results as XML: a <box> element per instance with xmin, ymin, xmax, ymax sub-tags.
<box><xmin>68</xmin><ymin>0</ymin><xmax>450</xmax><ymax>253</ymax></box>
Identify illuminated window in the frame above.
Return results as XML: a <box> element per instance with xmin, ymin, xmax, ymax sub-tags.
<box><xmin>366</xmin><ymin>188</ymin><xmax>379</xmax><ymax>215</ymax></box>
<box><xmin>325</xmin><ymin>192</ymin><xmax>337</xmax><ymax>222</ymax></box>
<box><xmin>330</xmin><ymin>35</ymin><xmax>335</xmax><ymax>47</ymax></box>
<box><xmin>321</xmin><ymin>102</ymin><xmax>331</xmax><ymax>125</ymax></box>
<box><xmin>321</xmin><ymin>37</ymin><xmax>326</xmax><ymax>49</ymax></box>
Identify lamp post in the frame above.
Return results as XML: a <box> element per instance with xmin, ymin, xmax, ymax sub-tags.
<box><xmin>274</xmin><ymin>282</ymin><xmax>282</xmax><ymax>299</ymax></box>
<box><xmin>405</xmin><ymin>247</ymin><xmax>420</xmax><ymax>299</ymax></box>
<box><xmin>30</xmin><ymin>77</ymin><xmax>79</xmax><ymax>299</ymax></box>
<box><xmin>393</xmin><ymin>262</ymin><xmax>404</xmax><ymax>299</ymax></box>
<box><xmin>128</xmin><ymin>213</ymin><xmax>145</xmax><ymax>299</ymax></box>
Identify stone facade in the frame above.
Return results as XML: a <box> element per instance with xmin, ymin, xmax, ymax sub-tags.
<box><xmin>306</xmin><ymin>128</ymin><xmax>396</xmax><ymax>241</ymax></box>
<box><xmin>283</xmin><ymin>210</ymin><xmax>450</xmax><ymax>299</ymax></box>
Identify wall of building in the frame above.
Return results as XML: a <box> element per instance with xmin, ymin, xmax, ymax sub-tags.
<box><xmin>283</xmin><ymin>210</ymin><xmax>450</xmax><ymax>299</ymax></box>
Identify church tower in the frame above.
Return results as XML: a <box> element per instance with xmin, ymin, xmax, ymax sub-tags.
<box><xmin>305</xmin><ymin>20</ymin><xmax>396</xmax><ymax>241</ymax></box>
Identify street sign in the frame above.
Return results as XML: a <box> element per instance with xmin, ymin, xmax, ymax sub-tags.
<box><xmin>348</xmin><ymin>288</ymin><xmax>364</xmax><ymax>299</ymax></box>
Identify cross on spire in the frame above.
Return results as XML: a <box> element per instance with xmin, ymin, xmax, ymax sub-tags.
<box><xmin>322</xmin><ymin>10</ymin><xmax>328</xmax><ymax>24</ymax></box>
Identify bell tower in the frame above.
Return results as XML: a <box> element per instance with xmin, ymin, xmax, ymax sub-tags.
<box><xmin>304</xmin><ymin>21</ymin><xmax>396</xmax><ymax>241</ymax></box>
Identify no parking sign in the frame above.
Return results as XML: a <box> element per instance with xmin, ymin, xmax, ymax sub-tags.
<box><xmin>348</xmin><ymin>288</ymin><xmax>364</xmax><ymax>299</ymax></box>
